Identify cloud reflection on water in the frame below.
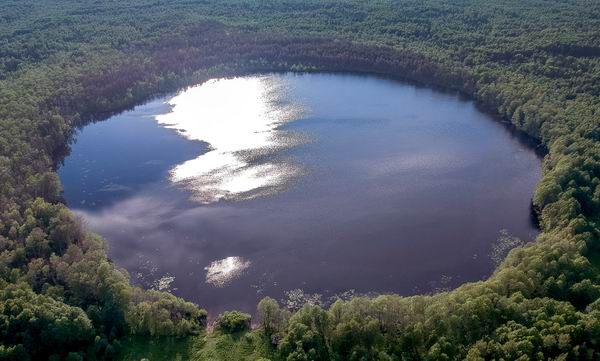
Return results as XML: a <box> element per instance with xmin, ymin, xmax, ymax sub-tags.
<box><xmin>156</xmin><ymin>76</ymin><xmax>305</xmax><ymax>203</ymax></box>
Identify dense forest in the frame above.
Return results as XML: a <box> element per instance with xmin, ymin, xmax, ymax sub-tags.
<box><xmin>0</xmin><ymin>0</ymin><xmax>599</xmax><ymax>360</ymax></box>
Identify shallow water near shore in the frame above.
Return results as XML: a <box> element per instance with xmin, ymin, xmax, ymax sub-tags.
<box><xmin>59</xmin><ymin>72</ymin><xmax>541</xmax><ymax>315</ymax></box>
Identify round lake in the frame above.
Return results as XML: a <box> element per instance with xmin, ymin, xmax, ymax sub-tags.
<box><xmin>59</xmin><ymin>73</ymin><xmax>541</xmax><ymax>315</ymax></box>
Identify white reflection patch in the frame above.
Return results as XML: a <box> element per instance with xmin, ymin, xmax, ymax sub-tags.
<box><xmin>205</xmin><ymin>256</ymin><xmax>251</xmax><ymax>287</ymax></box>
<box><xmin>155</xmin><ymin>76</ymin><xmax>305</xmax><ymax>203</ymax></box>
<box><xmin>153</xmin><ymin>275</ymin><xmax>175</xmax><ymax>292</ymax></box>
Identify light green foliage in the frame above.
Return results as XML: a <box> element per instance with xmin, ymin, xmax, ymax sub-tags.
<box><xmin>192</xmin><ymin>331</ymin><xmax>274</xmax><ymax>361</ymax></box>
<box><xmin>257</xmin><ymin>297</ymin><xmax>289</xmax><ymax>336</ymax></box>
<box><xmin>127</xmin><ymin>289</ymin><xmax>207</xmax><ymax>337</ymax></box>
<box><xmin>215</xmin><ymin>311</ymin><xmax>252</xmax><ymax>334</ymax></box>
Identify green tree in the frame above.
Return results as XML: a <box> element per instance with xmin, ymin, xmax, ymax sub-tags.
<box><xmin>215</xmin><ymin>311</ymin><xmax>252</xmax><ymax>334</ymax></box>
<box><xmin>257</xmin><ymin>297</ymin><xmax>285</xmax><ymax>335</ymax></box>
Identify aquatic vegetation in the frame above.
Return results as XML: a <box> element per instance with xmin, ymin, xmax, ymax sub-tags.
<box><xmin>490</xmin><ymin>230</ymin><xmax>527</xmax><ymax>267</ymax></box>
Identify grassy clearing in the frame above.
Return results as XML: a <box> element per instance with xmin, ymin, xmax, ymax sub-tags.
<box><xmin>118</xmin><ymin>336</ymin><xmax>194</xmax><ymax>361</ymax></box>
<box><xmin>118</xmin><ymin>331</ymin><xmax>273</xmax><ymax>361</ymax></box>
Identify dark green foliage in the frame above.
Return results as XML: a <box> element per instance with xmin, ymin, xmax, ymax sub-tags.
<box><xmin>215</xmin><ymin>311</ymin><xmax>252</xmax><ymax>334</ymax></box>
<box><xmin>0</xmin><ymin>0</ymin><xmax>599</xmax><ymax>359</ymax></box>
<box><xmin>278</xmin><ymin>305</ymin><xmax>330</xmax><ymax>361</ymax></box>
<box><xmin>0</xmin><ymin>282</ymin><xmax>93</xmax><ymax>360</ymax></box>
<box><xmin>329</xmin><ymin>316</ymin><xmax>383</xmax><ymax>361</ymax></box>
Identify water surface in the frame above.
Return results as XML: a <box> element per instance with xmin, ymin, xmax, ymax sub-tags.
<box><xmin>60</xmin><ymin>73</ymin><xmax>541</xmax><ymax>315</ymax></box>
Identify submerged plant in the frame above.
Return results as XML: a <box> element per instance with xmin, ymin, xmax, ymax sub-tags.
<box><xmin>490</xmin><ymin>229</ymin><xmax>526</xmax><ymax>266</ymax></box>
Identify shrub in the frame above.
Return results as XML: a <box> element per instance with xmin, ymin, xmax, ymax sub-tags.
<box><xmin>215</xmin><ymin>311</ymin><xmax>252</xmax><ymax>333</ymax></box>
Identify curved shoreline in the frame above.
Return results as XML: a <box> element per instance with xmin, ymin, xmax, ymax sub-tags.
<box><xmin>2</xmin><ymin>17</ymin><xmax>598</xmax><ymax>359</ymax></box>
<box><xmin>45</xmin><ymin>32</ymin><xmax>591</xmax><ymax>306</ymax></box>
<box><xmin>60</xmin><ymin>71</ymin><xmax>542</xmax><ymax>316</ymax></box>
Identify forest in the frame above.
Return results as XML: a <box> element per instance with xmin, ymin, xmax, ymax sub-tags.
<box><xmin>0</xmin><ymin>0</ymin><xmax>599</xmax><ymax>360</ymax></box>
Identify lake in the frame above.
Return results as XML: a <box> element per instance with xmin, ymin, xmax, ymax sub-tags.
<box><xmin>59</xmin><ymin>73</ymin><xmax>541</xmax><ymax>315</ymax></box>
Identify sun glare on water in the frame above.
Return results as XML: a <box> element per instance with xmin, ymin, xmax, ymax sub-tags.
<box><xmin>205</xmin><ymin>256</ymin><xmax>251</xmax><ymax>287</ymax></box>
<box><xmin>155</xmin><ymin>76</ymin><xmax>305</xmax><ymax>203</ymax></box>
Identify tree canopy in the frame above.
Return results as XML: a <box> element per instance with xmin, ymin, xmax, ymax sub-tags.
<box><xmin>0</xmin><ymin>0</ymin><xmax>599</xmax><ymax>359</ymax></box>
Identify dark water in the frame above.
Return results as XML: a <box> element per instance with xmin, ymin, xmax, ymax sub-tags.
<box><xmin>59</xmin><ymin>73</ymin><xmax>541</xmax><ymax>315</ymax></box>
